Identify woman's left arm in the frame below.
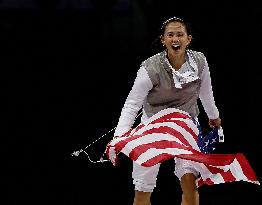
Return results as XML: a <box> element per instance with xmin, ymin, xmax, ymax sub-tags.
<box><xmin>199</xmin><ymin>57</ymin><xmax>221</xmax><ymax>127</ymax></box>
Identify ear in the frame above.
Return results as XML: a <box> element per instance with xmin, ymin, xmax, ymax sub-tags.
<box><xmin>187</xmin><ymin>35</ymin><xmax>192</xmax><ymax>45</ymax></box>
<box><xmin>160</xmin><ymin>35</ymin><xmax>165</xmax><ymax>45</ymax></box>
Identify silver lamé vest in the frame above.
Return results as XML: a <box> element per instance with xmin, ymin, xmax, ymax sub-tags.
<box><xmin>142</xmin><ymin>50</ymin><xmax>205</xmax><ymax>118</ymax></box>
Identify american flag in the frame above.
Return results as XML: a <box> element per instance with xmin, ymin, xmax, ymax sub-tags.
<box><xmin>105</xmin><ymin>108</ymin><xmax>260</xmax><ymax>187</ymax></box>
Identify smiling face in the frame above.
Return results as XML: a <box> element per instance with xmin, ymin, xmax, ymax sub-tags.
<box><xmin>161</xmin><ymin>21</ymin><xmax>192</xmax><ymax>57</ymax></box>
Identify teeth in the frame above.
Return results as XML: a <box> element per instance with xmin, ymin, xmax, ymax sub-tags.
<box><xmin>172</xmin><ymin>45</ymin><xmax>180</xmax><ymax>47</ymax></box>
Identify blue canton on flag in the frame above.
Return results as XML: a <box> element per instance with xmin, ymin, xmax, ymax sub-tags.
<box><xmin>197</xmin><ymin>126</ymin><xmax>224</xmax><ymax>154</ymax></box>
<box><xmin>192</xmin><ymin>118</ymin><xmax>224</xmax><ymax>154</ymax></box>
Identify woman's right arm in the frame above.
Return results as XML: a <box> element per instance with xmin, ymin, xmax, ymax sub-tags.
<box><xmin>114</xmin><ymin>66</ymin><xmax>153</xmax><ymax>137</ymax></box>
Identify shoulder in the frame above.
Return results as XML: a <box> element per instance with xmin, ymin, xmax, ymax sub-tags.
<box><xmin>188</xmin><ymin>49</ymin><xmax>206</xmax><ymax>61</ymax></box>
<box><xmin>141</xmin><ymin>52</ymin><xmax>163</xmax><ymax>68</ymax></box>
<box><xmin>188</xmin><ymin>49</ymin><xmax>207</xmax><ymax>75</ymax></box>
<box><xmin>140</xmin><ymin>52</ymin><xmax>164</xmax><ymax>85</ymax></box>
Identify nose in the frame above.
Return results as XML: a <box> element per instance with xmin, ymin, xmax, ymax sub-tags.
<box><xmin>172</xmin><ymin>35</ymin><xmax>180</xmax><ymax>43</ymax></box>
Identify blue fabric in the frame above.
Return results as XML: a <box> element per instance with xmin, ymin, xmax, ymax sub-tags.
<box><xmin>192</xmin><ymin>118</ymin><xmax>220</xmax><ymax>154</ymax></box>
<box><xmin>197</xmin><ymin>127</ymin><xmax>220</xmax><ymax>154</ymax></box>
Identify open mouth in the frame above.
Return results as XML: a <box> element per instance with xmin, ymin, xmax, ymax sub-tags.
<box><xmin>171</xmin><ymin>44</ymin><xmax>181</xmax><ymax>51</ymax></box>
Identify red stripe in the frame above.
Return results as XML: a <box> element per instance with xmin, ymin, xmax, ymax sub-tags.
<box><xmin>140</xmin><ymin>126</ymin><xmax>194</xmax><ymax>148</ymax></box>
<box><xmin>114</xmin><ymin>134</ymin><xmax>144</xmax><ymax>152</ymax></box>
<box><xmin>141</xmin><ymin>153</ymin><xmax>176</xmax><ymax>167</ymax></box>
<box><xmin>203</xmin><ymin>164</ymin><xmax>236</xmax><ymax>182</ymax></box>
<box><xmin>235</xmin><ymin>153</ymin><xmax>258</xmax><ymax>181</ymax></box>
<box><xmin>197</xmin><ymin>178</ymin><xmax>214</xmax><ymax>186</ymax></box>
<box><xmin>221</xmin><ymin>170</ymin><xmax>236</xmax><ymax>182</ymax></box>
<box><xmin>119</xmin><ymin>128</ymin><xmax>134</xmax><ymax>138</ymax></box>
<box><xmin>177</xmin><ymin>153</ymin><xmax>236</xmax><ymax>166</ymax></box>
<box><xmin>129</xmin><ymin>140</ymin><xmax>191</xmax><ymax>161</ymax></box>
<box><xmin>197</xmin><ymin>178</ymin><xmax>204</xmax><ymax>187</ymax></box>
<box><xmin>203</xmin><ymin>164</ymin><xmax>224</xmax><ymax>174</ymax></box>
<box><xmin>117</xmin><ymin>124</ymin><xmax>145</xmax><ymax>139</ymax></box>
<box><xmin>165</xmin><ymin>119</ymin><xmax>198</xmax><ymax>141</ymax></box>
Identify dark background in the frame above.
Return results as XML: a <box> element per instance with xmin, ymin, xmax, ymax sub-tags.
<box><xmin>3</xmin><ymin>0</ymin><xmax>262</xmax><ymax>204</ymax></box>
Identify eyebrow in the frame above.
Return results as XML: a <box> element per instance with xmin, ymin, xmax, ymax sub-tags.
<box><xmin>166</xmin><ymin>31</ymin><xmax>185</xmax><ymax>34</ymax></box>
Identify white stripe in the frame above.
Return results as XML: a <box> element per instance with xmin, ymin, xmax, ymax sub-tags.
<box><xmin>135</xmin><ymin>148</ymin><xmax>193</xmax><ymax>165</ymax></box>
<box><xmin>229</xmin><ymin>158</ymin><xmax>248</xmax><ymax>181</ymax></box>
<box><xmin>196</xmin><ymin>164</ymin><xmax>225</xmax><ymax>185</ymax></box>
<box><xmin>209</xmin><ymin>173</ymin><xmax>225</xmax><ymax>184</ymax></box>
<box><xmin>209</xmin><ymin>158</ymin><xmax>248</xmax><ymax>182</ymax></box>
<box><xmin>210</xmin><ymin>164</ymin><xmax>230</xmax><ymax>172</ymax></box>
<box><xmin>168</xmin><ymin>118</ymin><xmax>199</xmax><ymax>135</ymax></box>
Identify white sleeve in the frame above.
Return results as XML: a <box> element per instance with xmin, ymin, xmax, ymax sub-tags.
<box><xmin>114</xmin><ymin>66</ymin><xmax>153</xmax><ymax>136</ymax></box>
<box><xmin>199</xmin><ymin>57</ymin><xmax>220</xmax><ymax>119</ymax></box>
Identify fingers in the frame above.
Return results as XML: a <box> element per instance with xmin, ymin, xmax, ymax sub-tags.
<box><xmin>209</xmin><ymin>118</ymin><xmax>221</xmax><ymax>128</ymax></box>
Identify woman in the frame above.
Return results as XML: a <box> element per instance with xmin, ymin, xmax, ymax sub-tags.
<box><xmin>113</xmin><ymin>17</ymin><xmax>221</xmax><ymax>205</ymax></box>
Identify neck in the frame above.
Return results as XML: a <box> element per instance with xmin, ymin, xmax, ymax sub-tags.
<box><xmin>167</xmin><ymin>50</ymin><xmax>186</xmax><ymax>71</ymax></box>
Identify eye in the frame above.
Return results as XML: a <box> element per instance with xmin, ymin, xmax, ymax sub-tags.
<box><xmin>177</xmin><ymin>33</ymin><xmax>184</xmax><ymax>37</ymax></box>
<box><xmin>166</xmin><ymin>33</ymin><xmax>174</xmax><ymax>38</ymax></box>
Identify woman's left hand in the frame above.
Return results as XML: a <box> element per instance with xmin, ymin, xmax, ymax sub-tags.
<box><xmin>209</xmin><ymin>117</ymin><xmax>221</xmax><ymax>128</ymax></box>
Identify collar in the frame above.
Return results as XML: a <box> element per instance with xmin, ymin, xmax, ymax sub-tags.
<box><xmin>160</xmin><ymin>49</ymin><xmax>198</xmax><ymax>73</ymax></box>
<box><xmin>159</xmin><ymin>50</ymin><xmax>199</xmax><ymax>88</ymax></box>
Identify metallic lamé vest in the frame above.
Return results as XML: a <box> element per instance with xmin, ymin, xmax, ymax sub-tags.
<box><xmin>142</xmin><ymin>50</ymin><xmax>205</xmax><ymax>118</ymax></box>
